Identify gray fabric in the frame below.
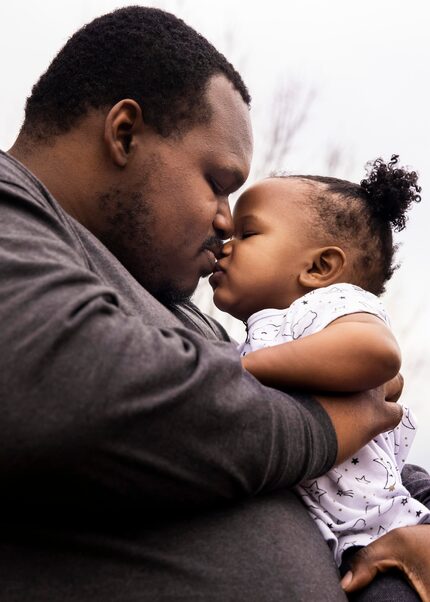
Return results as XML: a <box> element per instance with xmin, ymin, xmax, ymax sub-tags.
<box><xmin>0</xmin><ymin>150</ymin><xmax>347</xmax><ymax>600</ymax></box>
<box><xmin>402</xmin><ymin>463</ymin><xmax>430</xmax><ymax>509</ymax></box>
<box><xmin>347</xmin><ymin>574</ymin><xmax>420</xmax><ymax>602</ymax></box>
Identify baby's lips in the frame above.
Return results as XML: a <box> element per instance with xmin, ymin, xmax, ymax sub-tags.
<box><xmin>212</xmin><ymin>261</ymin><xmax>224</xmax><ymax>273</ymax></box>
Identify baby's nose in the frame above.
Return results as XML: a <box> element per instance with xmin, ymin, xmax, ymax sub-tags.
<box><xmin>221</xmin><ymin>239</ymin><xmax>234</xmax><ymax>256</ymax></box>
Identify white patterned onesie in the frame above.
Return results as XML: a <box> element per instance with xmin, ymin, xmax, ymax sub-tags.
<box><xmin>239</xmin><ymin>283</ymin><xmax>430</xmax><ymax>565</ymax></box>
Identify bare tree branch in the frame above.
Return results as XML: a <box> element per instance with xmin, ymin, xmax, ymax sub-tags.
<box><xmin>255</xmin><ymin>82</ymin><xmax>316</xmax><ymax>178</ymax></box>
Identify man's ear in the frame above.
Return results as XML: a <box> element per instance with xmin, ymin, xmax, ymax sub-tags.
<box><xmin>104</xmin><ymin>99</ymin><xmax>143</xmax><ymax>167</ymax></box>
<box><xmin>298</xmin><ymin>246</ymin><xmax>347</xmax><ymax>289</ymax></box>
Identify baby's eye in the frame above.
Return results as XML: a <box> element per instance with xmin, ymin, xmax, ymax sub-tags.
<box><xmin>241</xmin><ymin>232</ymin><xmax>256</xmax><ymax>239</ymax></box>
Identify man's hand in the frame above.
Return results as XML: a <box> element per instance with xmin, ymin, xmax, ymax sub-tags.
<box><xmin>316</xmin><ymin>387</ymin><xmax>403</xmax><ymax>464</ymax></box>
<box><xmin>340</xmin><ymin>525</ymin><xmax>430</xmax><ymax>601</ymax></box>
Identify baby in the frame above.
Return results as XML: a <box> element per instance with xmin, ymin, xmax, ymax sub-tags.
<box><xmin>209</xmin><ymin>155</ymin><xmax>429</xmax><ymax>595</ymax></box>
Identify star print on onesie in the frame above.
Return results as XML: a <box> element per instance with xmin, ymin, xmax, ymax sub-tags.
<box><xmin>239</xmin><ymin>283</ymin><xmax>430</xmax><ymax>566</ymax></box>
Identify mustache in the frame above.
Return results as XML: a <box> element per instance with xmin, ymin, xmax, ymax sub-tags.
<box><xmin>200</xmin><ymin>236</ymin><xmax>224</xmax><ymax>258</ymax></box>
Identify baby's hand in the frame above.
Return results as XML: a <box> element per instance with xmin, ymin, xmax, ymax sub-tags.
<box><xmin>316</xmin><ymin>387</ymin><xmax>402</xmax><ymax>464</ymax></box>
<box><xmin>385</xmin><ymin>372</ymin><xmax>404</xmax><ymax>403</ymax></box>
<box><xmin>341</xmin><ymin>525</ymin><xmax>430</xmax><ymax>601</ymax></box>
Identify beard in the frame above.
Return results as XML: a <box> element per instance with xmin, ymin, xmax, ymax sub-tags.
<box><xmin>96</xmin><ymin>187</ymin><xmax>191</xmax><ymax>306</ymax></box>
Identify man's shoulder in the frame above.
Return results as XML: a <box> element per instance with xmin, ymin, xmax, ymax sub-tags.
<box><xmin>0</xmin><ymin>150</ymin><xmax>59</xmax><ymax>220</ymax></box>
<box><xmin>0</xmin><ymin>150</ymin><xmax>40</xmax><ymax>194</ymax></box>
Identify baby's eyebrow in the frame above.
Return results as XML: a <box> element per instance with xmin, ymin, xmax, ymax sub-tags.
<box><xmin>232</xmin><ymin>214</ymin><xmax>261</xmax><ymax>235</ymax></box>
<box><xmin>236</xmin><ymin>213</ymin><xmax>255</xmax><ymax>219</ymax></box>
<box><xmin>233</xmin><ymin>213</ymin><xmax>259</xmax><ymax>224</ymax></box>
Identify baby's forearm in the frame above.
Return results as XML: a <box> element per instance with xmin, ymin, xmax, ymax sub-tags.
<box><xmin>242</xmin><ymin>319</ymin><xmax>401</xmax><ymax>392</ymax></box>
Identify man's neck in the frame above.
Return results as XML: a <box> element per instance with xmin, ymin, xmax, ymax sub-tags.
<box><xmin>9</xmin><ymin>134</ymin><xmax>98</xmax><ymax>228</ymax></box>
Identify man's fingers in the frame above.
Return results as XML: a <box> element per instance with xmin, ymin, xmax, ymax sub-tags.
<box><xmin>340</xmin><ymin>529</ymin><xmax>430</xmax><ymax>601</ymax></box>
<box><xmin>340</xmin><ymin>567</ymin><xmax>378</xmax><ymax>592</ymax></box>
<box><xmin>411</xmin><ymin>577</ymin><xmax>430</xmax><ymax>602</ymax></box>
<box><xmin>340</xmin><ymin>547</ymin><xmax>383</xmax><ymax>592</ymax></box>
<box><xmin>342</xmin><ymin>559</ymin><xmax>430</xmax><ymax>601</ymax></box>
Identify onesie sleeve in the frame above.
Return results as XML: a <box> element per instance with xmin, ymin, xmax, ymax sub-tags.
<box><xmin>287</xmin><ymin>283</ymin><xmax>390</xmax><ymax>340</ymax></box>
<box><xmin>389</xmin><ymin>406</ymin><xmax>419</xmax><ymax>470</ymax></box>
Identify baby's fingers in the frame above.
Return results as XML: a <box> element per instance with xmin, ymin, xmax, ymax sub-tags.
<box><xmin>385</xmin><ymin>372</ymin><xmax>404</xmax><ymax>402</ymax></box>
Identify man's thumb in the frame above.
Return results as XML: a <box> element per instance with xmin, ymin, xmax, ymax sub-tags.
<box><xmin>340</xmin><ymin>549</ymin><xmax>380</xmax><ymax>592</ymax></box>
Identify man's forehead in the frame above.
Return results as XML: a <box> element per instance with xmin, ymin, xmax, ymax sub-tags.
<box><xmin>206</xmin><ymin>74</ymin><xmax>249</xmax><ymax>114</ymax></box>
<box><xmin>205</xmin><ymin>75</ymin><xmax>253</xmax><ymax>153</ymax></box>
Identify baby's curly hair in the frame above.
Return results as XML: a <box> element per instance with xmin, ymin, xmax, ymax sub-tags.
<box><xmin>290</xmin><ymin>155</ymin><xmax>421</xmax><ymax>295</ymax></box>
<box><xmin>20</xmin><ymin>6</ymin><xmax>250</xmax><ymax>142</ymax></box>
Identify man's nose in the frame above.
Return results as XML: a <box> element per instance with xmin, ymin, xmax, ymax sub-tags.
<box><xmin>213</xmin><ymin>198</ymin><xmax>234</xmax><ymax>240</ymax></box>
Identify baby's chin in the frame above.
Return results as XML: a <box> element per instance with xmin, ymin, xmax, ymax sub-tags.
<box><xmin>212</xmin><ymin>294</ymin><xmax>229</xmax><ymax>315</ymax></box>
<box><xmin>212</xmin><ymin>292</ymin><xmax>234</xmax><ymax>317</ymax></box>
<box><xmin>218</xmin><ymin>302</ymin><xmax>249</xmax><ymax>323</ymax></box>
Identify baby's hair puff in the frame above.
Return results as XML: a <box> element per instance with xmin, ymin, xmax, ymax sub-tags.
<box><xmin>360</xmin><ymin>154</ymin><xmax>421</xmax><ymax>232</ymax></box>
<box><xmin>281</xmin><ymin>155</ymin><xmax>422</xmax><ymax>296</ymax></box>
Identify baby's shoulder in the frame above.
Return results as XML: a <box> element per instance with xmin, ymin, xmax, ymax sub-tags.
<box><xmin>289</xmin><ymin>283</ymin><xmax>390</xmax><ymax>332</ymax></box>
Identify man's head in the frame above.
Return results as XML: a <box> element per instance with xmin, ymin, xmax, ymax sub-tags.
<box><xmin>13</xmin><ymin>7</ymin><xmax>253</xmax><ymax>304</ymax></box>
<box><xmin>20</xmin><ymin>6</ymin><xmax>251</xmax><ymax>142</ymax></box>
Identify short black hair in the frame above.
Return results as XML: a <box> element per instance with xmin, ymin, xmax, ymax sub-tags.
<box><xmin>287</xmin><ymin>155</ymin><xmax>421</xmax><ymax>295</ymax></box>
<box><xmin>21</xmin><ymin>6</ymin><xmax>251</xmax><ymax>141</ymax></box>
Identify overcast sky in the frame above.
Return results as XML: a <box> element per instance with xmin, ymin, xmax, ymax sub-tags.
<box><xmin>1</xmin><ymin>0</ymin><xmax>429</xmax><ymax>464</ymax></box>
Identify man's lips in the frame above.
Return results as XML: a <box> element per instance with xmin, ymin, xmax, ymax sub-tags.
<box><xmin>200</xmin><ymin>238</ymin><xmax>223</xmax><ymax>275</ymax></box>
<box><xmin>203</xmin><ymin>248</ymin><xmax>217</xmax><ymax>272</ymax></box>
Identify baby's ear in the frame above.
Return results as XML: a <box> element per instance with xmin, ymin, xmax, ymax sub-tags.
<box><xmin>298</xmin><ymin>246</ymin><xmax>346</xmax><ymax>289</ymax></box>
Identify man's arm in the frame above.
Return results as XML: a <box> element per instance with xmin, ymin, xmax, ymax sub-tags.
<box><xmin>316</xmin><ymin>387</ymin><xmax>403</xmax><ymax>464</ymax></box>
<box><xmin>0</xmin><ymin>179</ymin><xmax>401</xmax><ymax>511</ymax></box>
<box><xmin>242</xmin><ymin>313</ymin><xmax>401</xmax><ymax>392</ymax></box>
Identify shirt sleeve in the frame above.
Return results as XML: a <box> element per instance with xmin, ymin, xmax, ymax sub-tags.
<box><xmin>0</xmin><ymin>176</ymin><xmax>338</xmax><ymax>514</ymax></box>
<box><xmin>402</xmin><ymin>464</ymin><xmax>430</xmax><ymax>509</ymax></box>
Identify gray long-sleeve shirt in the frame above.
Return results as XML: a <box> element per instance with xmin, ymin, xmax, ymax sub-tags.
<box><xmin>0</xmin><ymin>150</ymin><xmax>347</xmax><ymax>600</ymax></box>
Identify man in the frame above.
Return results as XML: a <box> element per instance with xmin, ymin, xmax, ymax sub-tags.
<box><xmin>0</xmin><ymin>6</ymin><xmax>426</xmax><ymax>601</ymax></box>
